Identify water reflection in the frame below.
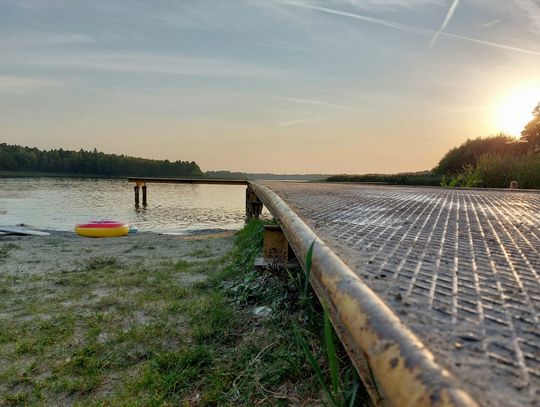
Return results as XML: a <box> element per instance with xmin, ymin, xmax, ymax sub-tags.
<box><xmin>0</xmin><ymin>177</ymin><xmax>253</xmax><ymax>233</ymax></box>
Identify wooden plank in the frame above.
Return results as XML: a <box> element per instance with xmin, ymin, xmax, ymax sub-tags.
<box><xmin>127</xmin><ymin>177</ymin><xmax>248</xmax><ymax>185</ymax></box>
<box><xmin>0</xmin><ymin>227</ymin><xmax>50</xmax><ymax>236</ymax></box>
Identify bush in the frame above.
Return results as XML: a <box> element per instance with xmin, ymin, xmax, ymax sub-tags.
<box><xmin>472</xmin><ymin>153</ymin><xmax>540</xmax><ymax>189</ymax></box>
<box><xmin>434</xmin><ymin>135</ymin><xmax>523</xmax><ymax>174</ymax></box>
<box><xmin>326</xmin><ymin>172</ymin><xmax>442</xmax><ymax>186</ymax></box>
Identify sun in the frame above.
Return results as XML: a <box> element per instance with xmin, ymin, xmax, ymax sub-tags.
<box><xmin>494</xmin><ymin>83</ymin><xmax>540</xmax><ymax>137</ymax></box>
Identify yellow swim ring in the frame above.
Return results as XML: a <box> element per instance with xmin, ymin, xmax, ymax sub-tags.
<box><xmin>75</xmin><ymin>220</ymin><xmax>129</xmax><ymax>238</ymax></box>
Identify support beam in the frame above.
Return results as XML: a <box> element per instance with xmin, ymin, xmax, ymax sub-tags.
<box><xmin>142</xmin><ymin>185</ymin><xmax>147</xmax><ymax>206</ymax></box>
<box><xmin>134</xmin><ymin>185</ymin><xmax>140</xmax><ymax>205</ymax></box>
<box><xmin>263</xmin><ymin>224</ymin><xmax>290</xmax><ymax>260</ymax></box>
<box><xmin>245</xmin><ymin>186</ymin><xmax>263</xmax><ymax>220</ymax></box>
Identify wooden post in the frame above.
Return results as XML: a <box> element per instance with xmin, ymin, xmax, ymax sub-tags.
<box><xmin>134</xmin><ymin>185</ymin><xmax>140</xmax><ymax>205</ymax></box>
<box><xmin>142</xmin><ymin>185</ymin><xmax>147</xmax><ymax>206</ymax></box>
<box><xmin>246</xmin><ymin>187</ymin><xmax>263</xmax><ymax>220</ymax></box>
<box><xmin>263</xmin><ymin>225</ymin><xmax>290</xmax><ymax>260</ymax></box>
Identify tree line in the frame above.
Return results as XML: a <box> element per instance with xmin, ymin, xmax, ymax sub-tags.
<box><xmin>0</xmin><ymin>144</ymin><xmax>202</xmax><ymax>177</ymax></box>
<box><xmin>327</xmin><ymin>101</ymin><xmax>540</xmax><ymax>189</ymax></box>
<box><xmin>433</xmin><ymin>102</ymin><xmax>540</xmax><ymax>175</ymax></box>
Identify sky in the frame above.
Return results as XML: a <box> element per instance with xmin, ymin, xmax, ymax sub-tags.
<box><xmin>1</xmin><ymin>0</ymin><xmax>539</xmax><ymax>174</ymax></box>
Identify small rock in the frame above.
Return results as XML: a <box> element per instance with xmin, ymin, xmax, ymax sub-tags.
<box><xmin>252</xmin><ymin>306</ymin><xmax>271</xmax><ymax>318</ymax></box>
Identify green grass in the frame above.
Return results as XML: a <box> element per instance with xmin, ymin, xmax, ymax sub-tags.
<box><xmin>326</xmin><ymin>171</ymin><xmax>442</xmax><ymax>186</ymax></box>
<box><xmin>0</xmin><ymin>222</ymin><xmax>368</xmax><ymax>405</ymax></box>
<box><xmin>0</xmin><ymin>243</ymin><xmax>18</xmax><ymax>262</ymax></box>
<box><xmin>440</xmin><ymin>153</ymin><xmax>540</xmax><ymax>189</ymax></box>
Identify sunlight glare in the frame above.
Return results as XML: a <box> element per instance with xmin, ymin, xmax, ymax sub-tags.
<box><xmin>495</xmin><ymin>83</ymin><xmax>540</xmax><ymax>136</ymax></box>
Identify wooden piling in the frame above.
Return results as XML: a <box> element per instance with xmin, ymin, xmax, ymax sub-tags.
<box><xmin>134</xmin><ymin>185</ymin><xmax>140</xmax><ymax>205</ymax></box>
<box><xmin>142</xmin><ymin>185</ymin><xmax>147</xmax><ymax>206</ymax></box>
<box><xmin>246</xmin><ymin>187</ymin><xmax>263</xmax><ymax>220</ymax></box>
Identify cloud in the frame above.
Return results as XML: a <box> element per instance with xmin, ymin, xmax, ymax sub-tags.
<box><xmin>276</xmin><ymin>117</ymin><xmax>322</xmax><ymax>127</ymax></box>
<box><xmin>283</xmin><ymin>1</ymin><xmax>540</xmax><ymax>55</ymax></box>
<box><xmin>2</xmin><ymin>52</ymin><xmax>294</xmax><ymax>79</ymax></box>
<box><xmin>0</xmin><ymin>32</ymin><xmax>95</xmax><ymax>48</ymax></box>
<box><xmin>316</xmin><ymin>0</ymin><xmax>445</xmax><ymax>12</ymax></box>
<box><xmin>0</xmin><ymin>76</ymin><xmax>63</xmax><ymax>93</ymax></box>
<box><xmin>514</xmin><ymin>0</ymin><xmax>540</xmax><ymax>33</ymax></box>
<box><xmin>430</xmin><ymin>0</ymin><xmax>460</xmax><ymax>48</ymax></box>
<box><xmin>276</xmin><ymin>96</ymin><xmax>350</xmax><ymax>109</ymax></box>
<box><xmin>261</xmin><ymin>44</ymin><xmax>313</xmax><ymax>52</ymax></box>
<box><xmin>478</xmin><ymin>19</ymin><xmax>502</xmax><ymax>29</ymax></box>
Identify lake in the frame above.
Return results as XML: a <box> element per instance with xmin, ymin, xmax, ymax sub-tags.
<box><xmin>0</xmin><ymin>177</ymin><xmax>253</xmax><ymax>234</ymax></box>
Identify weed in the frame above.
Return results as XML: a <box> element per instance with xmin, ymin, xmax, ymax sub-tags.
<box><xmin>84</xmin><ymin>256</ymin><xmax>120</xmax><ymax>271</ymax></box>
<box><xmin>292</xmin><ymin>245</ymin><xmax>362</xmax><ymax>407</ymax></box>
<box><xmin>138</xmin><ymin>346</ymin><xmax>212</xmax><ymax>402</ymax></box>
<box><xmin>188</xmin><ymin>245</ymin><xmax>213</xmax><ymax>258</ymax></box>
<box><xmin>174</xmin><ymin>259</ymin><xmax>193</xmax><ymax>271</ymax></box>
<box><xmin>0</xmin><ymin>244</ymin><xmax>17</xmax><ymax>261</ymax></box>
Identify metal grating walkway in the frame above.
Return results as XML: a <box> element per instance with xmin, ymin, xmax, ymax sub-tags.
<box><xmin>262</xmin><ymin>182</ymin><xmax>540</xmax><ymax>407</ymax></box>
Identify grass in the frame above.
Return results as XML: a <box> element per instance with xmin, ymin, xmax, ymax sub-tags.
<box><xmin>326</xmin><ymin>171</ymin><xmax>442</xmax><ymax>186</ymax></box>
<box><xmin>0</xmin><ymin>243</ymin><xmax>18</xmax><ymax>262</ymax></box>
<box><xmin>440</xmin><ymin>153</ymin><xmax>540</xmax><ymax>189</ymax></box>
<box><xmin>0</xmin><ymin>221</ymin><xmax>369</xmax><ymax>406</ymax></box>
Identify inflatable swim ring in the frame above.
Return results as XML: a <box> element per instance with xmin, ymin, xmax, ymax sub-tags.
<box><xmin>75</xmin><ymin>220</ymin><xmax>129</xmax><ymax>238</ymax></box>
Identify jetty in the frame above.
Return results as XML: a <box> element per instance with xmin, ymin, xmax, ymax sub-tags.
<box><xmin>129</xmin><ymin>178</ymin><xmax>540</xmax><ymax>407</ymax></box>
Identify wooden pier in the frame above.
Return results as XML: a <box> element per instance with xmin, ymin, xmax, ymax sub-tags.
<box><xmin>128</xmin><ymin>177</ymin><xmax>248</xmax><ymax>207</ymax></box>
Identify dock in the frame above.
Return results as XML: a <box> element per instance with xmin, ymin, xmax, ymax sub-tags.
<box><xmin>128</xmin><ymin>177</ymin><xmax>540</xmax><ymax>406</ymax></box>
<box><xmin>127</xmin><ymin>177</ymin><xmax>248</xmax><ymax>206</ymax></box>
<box><xmin>249</xmin><ymin>181</ymin><xmax>540</xmax><ymax>407</ymax></box>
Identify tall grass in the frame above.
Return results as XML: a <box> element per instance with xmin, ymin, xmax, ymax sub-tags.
<box><xmin>474</xmin><ymin>153</ymin><xmax>540</xmax><ymax>189</ymax></box>
<box><xmin>292</xmin><ymin>241</ymin><xmax>361</xmax><ymax>407</ymax></box>
<box><xmin>327</xmin><ymin>171</ymin><xmax>442</xmax><ymax>186</ymax></box>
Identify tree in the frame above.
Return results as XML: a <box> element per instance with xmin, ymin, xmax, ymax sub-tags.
<box><xmin>521</xmin><ymin>102</ymin><xmax>540</xmax><ymax>150</ymax></box>
<box><xmin>433</xmin><ymin>134</ymin><xmax>520</xmax><ymax>174</ymax></box>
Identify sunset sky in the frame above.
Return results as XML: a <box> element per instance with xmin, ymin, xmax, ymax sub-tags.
<box><xmin>1</xmin><ymin>0</ymin><xmax>539</xmax><ymax>173</ymax></box>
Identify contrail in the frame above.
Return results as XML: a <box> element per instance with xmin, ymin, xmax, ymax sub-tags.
<box><xmin>276</xmin><ymin>117</ymin><xmax>321</xmax><ymax>127</ymax></box>
<box><xmin>284</xmin><ymin>1</ymin><xmax>540</xmax><ymax>56</ymax></box>
<box><xmin>430</xmin><ymin>0</ymin><xmax>460</xmax><ymax>48</ymax></box>
<box><xmin>276</xmin><ymin>96</ymin><xmax>350</xmax><ymax>109</ymax></box>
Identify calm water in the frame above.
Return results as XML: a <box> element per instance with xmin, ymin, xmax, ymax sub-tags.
<box><xmin>0</xmin><ymin>178</ymin><xmax>252</xmax><ymax>233</ymax></box>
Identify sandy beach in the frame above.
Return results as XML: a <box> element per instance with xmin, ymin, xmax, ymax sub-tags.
<box><xmin>0</xmin><ymin>230</ymin><xmax>236</xmax><ymax>405</ymax></box>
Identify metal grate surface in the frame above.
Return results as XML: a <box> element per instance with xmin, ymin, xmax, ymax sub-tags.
<box><xmin>263</xmin><ymin>182</ymin><xmax>540</xmax><ymax>407</ymax></box>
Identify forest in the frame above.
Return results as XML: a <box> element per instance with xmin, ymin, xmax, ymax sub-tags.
<box><xmin>0</xmin><ymin>144</ymin><xmax>202</xmax><ymax>177</ymax></box>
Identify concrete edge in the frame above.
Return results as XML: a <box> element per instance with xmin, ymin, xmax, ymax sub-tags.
<box><xmin>249</xmin><ymin>181</ymin><xmax>479</xmax><ymax>407</ymax></box>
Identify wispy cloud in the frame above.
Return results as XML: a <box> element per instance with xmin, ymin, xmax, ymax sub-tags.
<box><xmin>321</xmin><ymin>0</ymin><xmax>444</xmax><ymax>12</ymax></box>
<box><xmin>418</xmin><ymin>104</ymin><xmax>491</xmax><ymax>115</ymax></box>
<box><xmin>283</xmin><ymin>1</ymin><xmax>540</xmax><ymax>55</ymax></box>
<box><xmin>262</xmin><ymin>44</ymin><xmax>313</xmax><ymax>52</ymax></box>
<box><xmin>276</xmin><ymin>117</ymin><xmax>322</xmax><ymax>127</ymax></box>
<box><xmin>430</xmin><ymin>0</ymin><xmax>460</xmax><ymax>48</ymax></box>
<box><xmin>2</xmin><ymin>52</ymin><xmax>294</xmax><ymax>79</ymax></box>
<box><xmin>0</xmin><ymin>76</ymin><xmax>63</xmax><ymax>93</ymax></box>
<box><xmin>514</xmin><ymin>0</ymin><xmax>540</xmax><ymax>33</ymax></box>
<box><xmin>478</xmin><ymin>19</ymin><xmax>502</xmax><ymax>29</ymax></box>
<box><xmin>0</xmin><ymin>32</ymin><xmax>95</xmax><ymax>48</ymax></box>
<box><xmin>276</xmin><ymin>96</ymin><xmax>350</xmax><ymax>109</ymax></box>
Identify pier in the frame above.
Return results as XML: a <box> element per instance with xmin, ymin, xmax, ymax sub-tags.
<box><xmin>128</xmin><ymin>177</ymin><xmax>248</xmax><ymax>206</ymax></box>
<box><xmin>128</xmin><ymin>178</ymin><xmax>540</xmax><ymax>406</ymax></box>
